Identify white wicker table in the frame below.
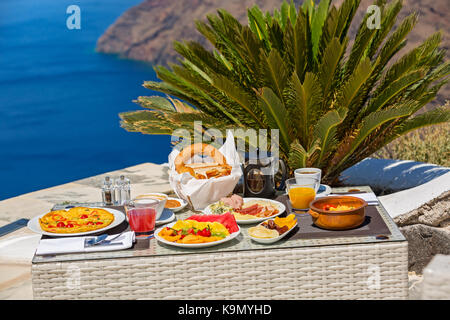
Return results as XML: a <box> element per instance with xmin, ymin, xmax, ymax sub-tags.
<box><xmin>31</xmin><ymin>186</ymin><xmax>408</xmax><ymax>299</ymax></box>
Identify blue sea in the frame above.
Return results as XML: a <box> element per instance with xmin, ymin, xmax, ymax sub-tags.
<box><xmin>0</xmin><ymin>0</ymin><xmax>172</xmax><ymax>200</ymax></box>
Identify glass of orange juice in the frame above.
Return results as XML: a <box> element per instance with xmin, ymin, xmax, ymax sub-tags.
<box><xmin>286</xmin><ymin>178</ymin><xmax>319</xmax><ymax>210</ymax></box>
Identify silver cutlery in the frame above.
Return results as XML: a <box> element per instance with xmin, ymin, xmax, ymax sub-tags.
<box><xmin>85</xmin><ymin>231</ymin><xmax>125</xmax><ymax>247</ymax></box>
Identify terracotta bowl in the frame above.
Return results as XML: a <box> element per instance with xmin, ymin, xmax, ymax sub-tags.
<box><xmin>308</xmin><ymin>196</ymin><xmax>368</xmax><ymax>230</ymax></box>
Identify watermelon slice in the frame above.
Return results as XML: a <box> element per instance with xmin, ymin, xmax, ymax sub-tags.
<box><xmin>186</xmin><ymin>212</ymin><xmax>239</xmax><ymax>233</ymax></box>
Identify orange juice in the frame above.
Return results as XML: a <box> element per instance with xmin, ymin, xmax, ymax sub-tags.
<box><xmin>288</xmin><ymin>187</ymin><xmax>316</xmax><ymax>209</ymax></box>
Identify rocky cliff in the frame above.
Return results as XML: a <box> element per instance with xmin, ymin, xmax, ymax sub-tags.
<box><xmin>96</xmin><ymin>0</ymin><xmax>448</xmax><ymax>107</ymax></box>
<box><xmin>97</xmin><ymin>0</ymin><xmax>301</xmax><ymax>65</ymax></box>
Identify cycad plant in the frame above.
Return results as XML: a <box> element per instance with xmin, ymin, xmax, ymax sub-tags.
<box><xmin>120</xmin><ymin>0</ymin><xmax>450</xmax><ymax>184</ymax></box>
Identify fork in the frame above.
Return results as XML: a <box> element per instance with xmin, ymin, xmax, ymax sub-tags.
<box><xmin>86</xmin><ymin>231</ymin><xmax>125</xmax><ymax>246</ymax></box>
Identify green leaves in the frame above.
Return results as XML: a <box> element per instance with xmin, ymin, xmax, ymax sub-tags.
<box><xmin>124</xmin><ymin>0</ymin><xmax>449</xmax><ymax>185</ymax></box>
<box><xmin>310</xmin><ymin>0</ymin><xmax>330</xmax><ymax>59</ymax></box>
<box><xmin>313</xmin><ymin>108</ymin><xmax>347</xmax><ymax>165</ymax></box>
<box><xmin>284</xmin><ymin>72</ymin><xmax>323</xmax><ymax>147</ymax></box>
<box><xmin>255</xmin><ymin>87</ymin><xmax>290</xmax><ymax>152</ymax></box>
<box><xmin>260</xmin><ymin>49</ymin><xmax>289</xmax><ymax>99</ymax></box>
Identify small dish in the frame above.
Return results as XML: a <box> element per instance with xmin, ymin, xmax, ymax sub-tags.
<box><xmin>248</xmin><ymin>220</ymin><xmax>297</xmax><ymax>244</ymax></box>
<box><xmin>308</xmin><ymin>196</ymin><xmax>367</xmax><ymax>230</ymax></box>
<box><xmin>165</xmin><ymin>197</ymin><xmax>188</xmax><ymax>212</ymax></box>
<box><xmin>155</xmin><ymin>208</ymin><xmax>176</xmax><ymax>226</ymax></box>
<box><xmin>133</xmin><ymin>193</ymin><xmax>168</xmax><ymax>220</ymax></box>
<box><xmin>317</xmin><ymin>184</ymin><xmax>331</xmax><ymax>196</ymax></box>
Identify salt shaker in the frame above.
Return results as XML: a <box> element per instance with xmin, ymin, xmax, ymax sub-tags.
<box><xmin>116</xmin><ymin>175</ymin><xmax>130</xmax><ymax>205</ymax></box>
<box><xmin>101</xmin><ymin>176</ymin><xmax>115</xmax><ymax>205</ymax></box>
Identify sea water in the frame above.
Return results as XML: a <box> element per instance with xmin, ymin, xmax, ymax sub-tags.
<box><xmin>0</xmin><ymin>0</ymin><xmax>172</xmax><ymax>200</ymax></box>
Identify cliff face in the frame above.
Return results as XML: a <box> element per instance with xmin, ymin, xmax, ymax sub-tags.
<box><xmin>97</xmin><ymin>0</ymin><xmax>448</xmax><ymax>107</ymax></box>
<box><xmin>96</xmin><ymin>0</ymin><xmax>302</xmax><ymax>65</ymax></box>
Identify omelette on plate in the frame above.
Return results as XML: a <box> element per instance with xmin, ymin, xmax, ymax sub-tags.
<box><xmin>39</xmin><ymin>207</ymin><xmax>114</xmax><ymax>234</ymax></box>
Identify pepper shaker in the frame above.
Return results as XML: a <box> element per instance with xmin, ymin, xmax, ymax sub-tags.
<box><xmin>101</xmin><ymin>176</ymin><xmax>115</xmax><ymax>205</ymax></box>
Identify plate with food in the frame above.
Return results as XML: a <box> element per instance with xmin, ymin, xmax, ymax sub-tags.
<box><xmin>203</xmin><ymin>194</ymin><xmax>286</xmax><ymax>224</ymax></box>
<box><xmin>248</xmin><ymin>214</ymin><xmax>298</xmax><ymax>244</ymax></box>
<box><xmin>28</xmin><ymin>207</ymin><xmax>125</xmax><ymax>237</ymax></box>
<box><xmin>164</xmin><ymin>197</ymin><xmax>188</xmax><ymax>212</ymax></box>
<box><xmin>154</xmin><ymin>212</ymin><xmax>240</xmax><ymax>248</ymax></box>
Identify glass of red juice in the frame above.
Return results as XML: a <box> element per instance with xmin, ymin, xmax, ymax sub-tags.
<box><xmin>124</xmin><ymin>198</ymin><xmax>160</xmax><ymax>237</ymax></box>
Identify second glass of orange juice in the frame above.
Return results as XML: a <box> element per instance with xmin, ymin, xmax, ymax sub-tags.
<box><xmin>286</xmin><ymin>178</ymin><xmax>318</xmax><ymax>210</ymax></box>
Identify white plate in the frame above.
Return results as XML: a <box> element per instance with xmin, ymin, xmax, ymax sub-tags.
<box><xmin>248</xmin><ymin>221</ymin><xmax>298</xmax><ymax>244</ymax></box>
<box><xmin>155</xmin><ymin>208</ymin><xmax>176</xmax><ymax>226</ymax></box>
<box><xmin>27</xmin><ymin>207</ymin><xmax>126</xmax><ymax>237</ymax></box>
<box><xmin>203</xmin><ymin>198</ymin><xmax>286</xmax><ymax>225</ymax></box>
<box><xmin>154</xmin><ymin>222</ymin><xmax>241</xmax><ymax>248</ymax></box>
<box><xmin>166</xmin><ymin>197</ymin><xmax>188</xmax><ymax>212</ymax></box>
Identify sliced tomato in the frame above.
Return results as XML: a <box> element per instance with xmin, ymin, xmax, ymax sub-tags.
<box><xmin>66</xmin><ymin>223</ymin><xmax>74</xmax><ymax>228</ymax></box>
<box><xmin>80</xmin><ymin>215</ymin><xmax>88</xmax><ymax>219</ymax></box>
<box><xmin>198</xmin><ymin>228</ymin><xmax>211</xmax><ymax>237</ymax></box>
<box><xmin>95</xmin><ymin>222</ymin><xmax>103</xmax><ymax>225</ymax></box>
<box><xmin>56</xmin><ymin>222</ymin><xmax>65</xmax><ymax>228</ymax></box>
<box><xmin>86</xmin><ymin>221</ymin><xmax>94</xmax><ymax>225</ymax></box>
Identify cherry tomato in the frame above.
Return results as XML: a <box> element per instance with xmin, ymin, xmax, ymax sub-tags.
<box><xmin>187</xmin><ymin>228</ymin><xmax>195</xmax><ymax>235</ymax></box>
<box><xmin>66</xmin><ymin>224</ymin><xmax>74</xmax><ymax>228</ymax></box>
<box><xmin>86</xmin><ymin>221</ymin><xmax>94</xmax><ymax>225</ymax></box>
<box><xmin>56</xmin><ymin>222</ymin><xmax>65</xmax><ymax>228</ymax></box>
<box><xmin>80</xmin><ymin>215</ymin><xmax>88</xmax><ymax>219</ymax></box>
<box><xmin>95</xmin><ymin>222</ymin><xmax>103</xmax><ymax>225</ymax></box>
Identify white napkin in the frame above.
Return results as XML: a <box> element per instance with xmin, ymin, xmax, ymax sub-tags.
<box><xmin>35</xmin><ymin>231</ymin><xmax>135</xmax><ymax>256</ymax></box>
<box><xmin>317</xmin><ymin>192</ymin><xmax>379</xmax><ymax>205</ymax></box>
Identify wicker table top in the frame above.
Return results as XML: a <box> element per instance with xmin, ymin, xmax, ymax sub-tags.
<box><xmin>32</xmin><ymin>186</ymin><xmax>406</xmax><ymax>264</ymax></box>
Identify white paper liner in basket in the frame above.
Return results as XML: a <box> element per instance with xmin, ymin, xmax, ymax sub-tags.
<box><xmin>168</xmin><ymin>131</ymin><xmax>242</xmax><ymax>211</ymax></box>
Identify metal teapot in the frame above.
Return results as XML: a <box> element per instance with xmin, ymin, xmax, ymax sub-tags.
<box><xmin>242</xmin><ymin>152</ymin><xmax>287</xmax><ymax>199</ymax></box>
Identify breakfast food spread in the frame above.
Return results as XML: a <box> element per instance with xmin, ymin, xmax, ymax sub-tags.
<box><xmin>209</xmin><ymin>195</ymin><xmax>280</xmax><ymax>220</ymax></box>
<box><xmin>39</xmin><ymin>207</ymin><xmax>114</xmax><ymax>233</ymax></box>
<box><xmin>158</xmin><ymin>213</ymin><xmax>239</xmax><ymax>244</ymax></box>
<box><xmin>174</xmin><ymin>143</ymin><xmax>232</xmax><ymax>179</ymax></box>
